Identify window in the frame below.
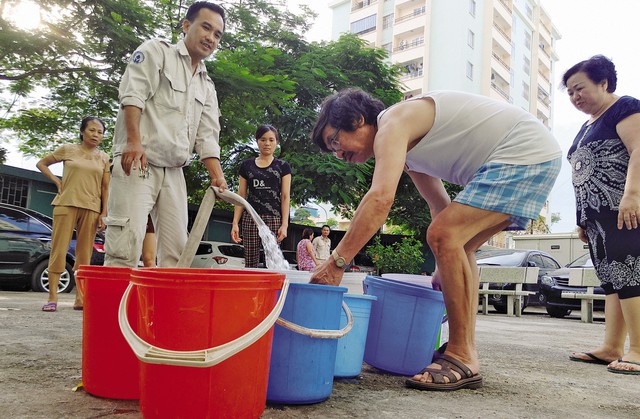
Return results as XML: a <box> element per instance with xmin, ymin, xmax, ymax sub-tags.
<box><xmin>523</xmin><ymin>56</ymin><xmax>530</xmax><ymax>75</ymax></box>
<box><xmin>469</xmin><ymin>0</ymin><xmax>476</xmax><ymax>17</ymax></box>
<box><xmin>466</xmin><ymin>61</ymin><xmax>473</xmax><ymax>80</ymax></box>
<box><xmin>383</xmin><ymin>13</ymin><xmax>394</xmax><ymax>29</ymax></box>
<box><xmin>467</xmin><ymin>30</ymin><xmax>475</xmax><ymax>48</ymax></box>
<box><xmin>522</xmin><ymin>82</ymin><xmax>530</xmax><ymax>101</ymax></box>
<box><xmin>525</xmin><ymin>32</ymin><xmax>531</xmax><ymax>50</ymax></box>
<box><xmin>351</xmin><ymin>14</ymin><xmax>377</xmax><ymax>35</ymax></box>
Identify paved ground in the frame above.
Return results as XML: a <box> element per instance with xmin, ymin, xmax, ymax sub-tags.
<box><xmin>1</xmin><ymin>289</ymin><xmax>639</xmax><ymax>418</ymax></box>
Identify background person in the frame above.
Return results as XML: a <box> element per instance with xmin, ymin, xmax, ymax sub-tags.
<box><xmin>309</xmin><ymin>88</ymin><xmax>561</xmax><ymax>391</ymax></box>
<box><xmin>562</xmin><ymin>55</ymin><xmax>640</xmax><ymax>374</ymax></box>
<box><xmin>297</xmin><ymin>227</ymin><xmax>319</xmax><ymax>271</ymax></box>
<box><xmin>231</xmin><ymin>124</ymin><xmax>291</xmax><ymax>267</ymax></box>
<box><xmin>104</xmin><ymin>1</ymin><xmax>228</xmax><ymax>269</ymax></box>
<box><xmin>36</xmin><ymin>116</ymin><xmax>110</xmax><ymax>312</ymax></box>
<box><xmin>313</xmin><ymin>224</ymin><xmax>332</xmax><ymax>263</ymax></box>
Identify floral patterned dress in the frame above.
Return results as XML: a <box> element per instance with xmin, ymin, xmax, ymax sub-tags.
<box><xmin>296</xmin><ymin>238</ymin><xmax>316</xmax><ymax>271</ymax></box>
<box><xmin>567</xmin><ymin>96</ymin><xmax>640</xmax><ymax>298</ymax></box>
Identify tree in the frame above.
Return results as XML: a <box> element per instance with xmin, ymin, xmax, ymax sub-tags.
<box><xmin>0</xmin><ymin>0</ymin><xmax>458</xmax><ymax>233</ymax></box>
<box><xmin>291</xmin><ymin>207</ymin><xmax>314</xmax><ymax>226</ymax></box>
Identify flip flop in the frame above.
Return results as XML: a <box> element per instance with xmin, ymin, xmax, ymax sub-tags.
<box><xmin>42</xmin><ymin>302</ymin><xmax>57</xmax><ymax>312</ymax></box>
<box><xmin>405</xmin><ymin>354</ymin><xmax>483</xmax><ymax>391</ymax></box>
<box><xmin>569</xmin><ymin>352</ymin><xmax>611</xmax><ymax>365</ymax></box>
<box><xmin>73</xmin><ymin>306</ymin><xmax>83</xmax><ymax>311</ymax></box>
<box><xmin>607</xmin><ymin>359</ymin><xmax>640</xmax><ymax>375</ymax></box>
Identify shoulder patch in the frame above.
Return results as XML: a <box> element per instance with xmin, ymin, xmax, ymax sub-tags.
<box><xmin>131</xmin><ymin>51</ymin><xmax>145</xmax><ymax>64</ymax></box>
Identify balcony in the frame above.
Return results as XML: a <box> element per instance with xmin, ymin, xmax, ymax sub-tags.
<box><xmin>352</xmin><ymin>0</ymin><xmax>378</xmax><ymax>12</ymax></box>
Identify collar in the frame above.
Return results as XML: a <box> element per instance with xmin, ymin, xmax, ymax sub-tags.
<box><xmin>176</xmin><ymin>39</ymin><xmax>207</xmax><ymax>75</ymax></box>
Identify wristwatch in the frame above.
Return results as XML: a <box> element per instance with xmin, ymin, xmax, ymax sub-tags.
<box><xmin>331</xmin><ymin>249</ymin><xmax>347</xmax><ymax>268</ymax></box>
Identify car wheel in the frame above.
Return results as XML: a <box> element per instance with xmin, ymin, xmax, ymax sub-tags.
<box><xmin>31</xmin><ymin>260</ymin><xmax>75</xmax><ymax>293</ymax></box>
<box><xmin>546</xmin><ymin>305</ymin><xmax>571</xmax><ymax>318</ymax></box>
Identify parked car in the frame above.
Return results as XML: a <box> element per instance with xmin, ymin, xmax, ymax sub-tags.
<box><xmin>475</xmin><ymin>247</ymin><xmax>562</xmax><ymax>313</ymax></box>
<box><xmin>0</xmin><ymin>232</ymin><xmax>75</xmax><ymax>292</ymax></box>
<box><xmin>191</xmin><ymin>241</ymin><xmax>246</xmax><ymax>269</ymax></box>
<box><xmin>539</xmin><ymin>253</ymin><xmax>605</xmax><ymax>318</ymax></box>
<box><xmin>0</xmin><ymin>203</ymin><xmax>105</xmax><ymax>292</ymax></box>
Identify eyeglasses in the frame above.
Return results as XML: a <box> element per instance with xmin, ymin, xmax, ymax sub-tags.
<box><xmin>328</xmin><ymin>128</ymin><xmax>341</xmax><ymax>155</ymax></box>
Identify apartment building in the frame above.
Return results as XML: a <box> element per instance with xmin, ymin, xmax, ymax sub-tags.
<box><xmin>329</xmin><ymin>0</ymin><xmax>560</xmax><ymax>130</ymax></box>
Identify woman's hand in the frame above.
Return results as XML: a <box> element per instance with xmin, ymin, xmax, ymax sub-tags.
<box><xmin>310</xmin><ymin>259</ymin><xmax>344</xmax><ymax>286</ymax></box>
<box><xmin>617</xmin><ymin>194</ymin><xmax>640</xmax><ymax>230</ymax></box>
<box><xmin>97</xmin><ymin>213</ymin><xmax>107</xmax><ymax>232</ymax></box>
<box><xmin>577</xmin><ymin>227</ymin><xmax>588</xmax><ymax>243</ymax></box>
<box><xmin>277</xmin><ymin>225</ymin><xmax>287</xmax><ymax>242</ymax></box>
<box><xmin>230</xmin><ymin>224</ymin><xmax>241</xmax><ymax>243</ymax></box>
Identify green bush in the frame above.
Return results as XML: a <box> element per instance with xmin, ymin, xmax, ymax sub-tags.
<box><xmin>365</xmin><ymin>236</ymin><xmax>425</xmax><ymax>274</ymax></box>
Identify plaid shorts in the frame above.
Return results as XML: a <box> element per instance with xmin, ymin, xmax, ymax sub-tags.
<box><xmin>454</xmin><ymin>158</ymin><xmax>561</xmax><ymax>230</ymax></box>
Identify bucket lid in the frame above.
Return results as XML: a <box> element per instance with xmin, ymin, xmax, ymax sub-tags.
<box><xmin>364</xmin><ymin>275</ymin><xmax>443</xmax><ymax>301</ymax></box>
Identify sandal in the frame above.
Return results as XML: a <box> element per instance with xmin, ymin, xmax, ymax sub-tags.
<box><xmin>405</xmin><ymin>354</ymin><xmax>483</xmax><ymax>391</ymax></box>
<box><xmin>42</xmin><ymin>302</ymin><xmax>57</xmax><ymax>312</ymax></box>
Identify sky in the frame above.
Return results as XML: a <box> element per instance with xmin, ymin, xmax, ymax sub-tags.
<box><xmin>6</xmin><ymin>0</ymin><xmax>640</xmax><ymax>232</ymax></box>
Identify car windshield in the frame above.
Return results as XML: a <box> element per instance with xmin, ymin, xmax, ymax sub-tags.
<box><xmin>568</xmin><ymin>253</ymin><xmax>594</xmax><ymax>268</ymax></box>
<box><xmin>476</xmin><ymin>250</ymin><xmax>526</xmax><ymax>266</ymax></box>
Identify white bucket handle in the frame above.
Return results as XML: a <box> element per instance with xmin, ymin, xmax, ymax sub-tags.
<box><xmin>275</xmin><ymin>300</ymin><xmax>353</xmax><ymax>339</ymax></box>
<box><xmin>118</xmin><ymin>279</ymin><xmax>290</xmax><ymax>368</ymax></box>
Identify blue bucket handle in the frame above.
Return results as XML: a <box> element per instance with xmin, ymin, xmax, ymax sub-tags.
<box><xmin>118</xmin><ymin>279</ymin><xmax>290</xmax><ymax>367</ymax></box>
<box><xmin>275</xmin><ymin>301</ymin><xmax>353</xmax><ymax>339</ymax></box>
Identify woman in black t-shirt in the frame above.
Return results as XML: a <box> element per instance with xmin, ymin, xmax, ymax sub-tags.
<box><xmin>231</xmin><ymin>124</ymin><xmax>292</xmax><ymax>267</ymax></box>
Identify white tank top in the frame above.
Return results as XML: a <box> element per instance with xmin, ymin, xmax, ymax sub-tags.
<box><xmin>378</xmin><ymin>91</ymin><xmax>562</xmax><ymax>186</ymax></box>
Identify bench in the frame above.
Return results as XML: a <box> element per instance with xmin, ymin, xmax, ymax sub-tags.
<box><xmin>561</xmin><ymin>268</ymin><xmax>605</xmax><ymax>323</ymax></box>
<box><xmin>478</xmin><ymin>266</ymin><xmax>539</xmax><ymax>317</ymax></box>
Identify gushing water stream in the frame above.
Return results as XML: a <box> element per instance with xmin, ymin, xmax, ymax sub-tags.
<box><xmin>215</xmin><ymin>188</ymin><xmax>290</xmax><ymax>270</ymax></box>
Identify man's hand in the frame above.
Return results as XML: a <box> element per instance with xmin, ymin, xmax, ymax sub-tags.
<box><xmin>120</xmin><ymin>142</ymin><xmax>146</xmax><ymax>176</ymax></box>
<box><xmin>212</xmin><ymin>176</ymin><xmax>227</xmax><ymax>192</ymax></box>
<box><xmin>310</xmin><ymin>259</ymin><xmax>344</xmax><ymax>286</ymax></box>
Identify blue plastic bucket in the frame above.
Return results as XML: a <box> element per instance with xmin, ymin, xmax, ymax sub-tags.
<box><xmin>267</xmin><ymin>283</ymin><xmax>348</xmax><ymax>404</ymax></box>
<box><xmin>363</xmin><ymin>275</ymin><xmax>445</xmax><ymax>375</ymax></box>
<box><xmin>334</xmin><ymin>294</ymin><xmax>377</xmax><ymax>378</ymax></box>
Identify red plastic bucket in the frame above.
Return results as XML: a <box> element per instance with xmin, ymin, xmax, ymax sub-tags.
<box><xmin>77</xmin><ymin>265</ymin><xmax>140</xmax><ymax>399</ymax></box>
<box><xmin>119</xmin><ymin>268</ymin><xmax>287</xmax><ymax>419</ymax></box>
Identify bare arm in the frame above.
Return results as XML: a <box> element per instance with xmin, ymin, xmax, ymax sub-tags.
<box><xmin>616</xmin><ymin>113</ymin><xmax>640</xmax><ymax>229</ymax></box>
<box><xmin>98</xmin><ymin>167</ymin><xmax>110</xmax><ymax>231</ymax></box>
<box><xmin>407</xmin><ymin>171</ymin><xmax>451</xmax><ymax>218</ymax></box>
<box><xmin>120</xmin><ymin>106</ymin><xmax>145</xmax><ymax>176</ymax></box>
<box><xmin>36</xmin><ymin>154</ymin><xmax>62</xmax><ymax>192</ymax></box>
<box><xmin>231</xmin><ymin>176</ymin><xmax>247</xmax><ymax>243</ymax></box>
<box><xmin>278</xmin><ymin>173</ymin><xmax>292</xmax><ymax>242</ymax></box>
<box><xmin>307</xmin><ymin>240</ymin><xmax>319</xmax><ymax>266</ymax></box>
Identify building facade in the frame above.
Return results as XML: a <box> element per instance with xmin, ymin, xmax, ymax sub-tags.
<box><xmin>329</xmin><ymin>0</ymin><xmax>560</xmax><ymax>130</ymax></box>
<box><xmin>330</xmin><ymin>0</ymin><xmax>559</xmax><ymax>238</ymax></box>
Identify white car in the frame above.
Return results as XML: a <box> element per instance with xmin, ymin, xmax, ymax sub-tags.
<box><xmin>190</xmin><ymin>241</ymin><xmax>246</xmax><ymax>269</ymax></box>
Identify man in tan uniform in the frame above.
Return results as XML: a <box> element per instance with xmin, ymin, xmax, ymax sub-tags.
<box><xmin>105</xmin><ymin>2</ymin><xmax>227</xmax><ymax>267</ymax></box>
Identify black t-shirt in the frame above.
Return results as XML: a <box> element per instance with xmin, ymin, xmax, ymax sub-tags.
<box><xmin>239</xmin><ymin>158</ymin><xmax>292</xmax><ymax>217</ymax></box>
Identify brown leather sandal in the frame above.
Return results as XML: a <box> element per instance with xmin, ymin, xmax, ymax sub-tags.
<box><xmin>405</xmin><ymin>354</ymin><xmax>483</xmax><ymax>391</ymax></box>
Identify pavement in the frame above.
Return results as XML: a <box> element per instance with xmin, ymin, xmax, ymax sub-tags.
<box><xmin>1</xmin><ymin>289</ymin><xmax>639</xmax><ymax>418</ymax></box>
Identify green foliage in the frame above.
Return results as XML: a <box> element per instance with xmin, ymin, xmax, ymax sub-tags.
<box><xmin>365</xmin><ymin>236</ymin><xmax>425</xmax><ymax>275</ymax></box>
<box><xmin>291</xmin><ymin>207</ymin><xmax>315</xmax><ymax>226</ymax></box>
<box><xmin>0</xmin><ymin>0</ymin><xmax>459</xmax><ymax>233</ymax></box>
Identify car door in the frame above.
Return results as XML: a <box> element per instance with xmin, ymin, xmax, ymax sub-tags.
<box><xmin>0</xmin><ymin>207</ymin><xmax>53</xmax><ymax>245</ymax></box>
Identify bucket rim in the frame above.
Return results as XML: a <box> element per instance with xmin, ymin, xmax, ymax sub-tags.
<box><xmin>130</xmin><ymin>269</ymin><xmax>285</xmax><ymax>290</ymax></box>
<box><xmin>364</xmin><ymin>275</ymin><xmax>443</xmax><ymax>301</ymax></box>
<box><xmin>344</xmin><ymin>293</ymin><xmax>377</xmax><ymax>301</ymax></box>
<box><xmin>287</xmin><ymin>282</ymin><xmax>348</xmax><ymax>293</ymax></box>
